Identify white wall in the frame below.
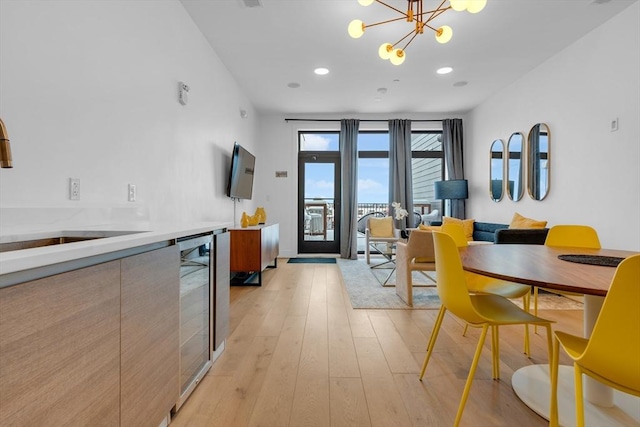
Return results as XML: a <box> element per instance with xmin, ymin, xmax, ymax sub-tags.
<box><xmin>0</xmin><ymin>0</ymin><xmax>257</xmax><ymax>227</ymax></box>
<box><xmin>465</xmin><ymin>2</ymin><xmax>639</xmax><ymax>251</ymax></box>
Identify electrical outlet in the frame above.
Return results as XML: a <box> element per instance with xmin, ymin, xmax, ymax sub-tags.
<box><xmin>69</xmin><ymin>178</ymin><xmax>80</xmax><ymax>200</ymax></box>
<box><xmin>128</xmin><ymin>184</ymin><xmax>136</xmax><ymax>202</ymax></box>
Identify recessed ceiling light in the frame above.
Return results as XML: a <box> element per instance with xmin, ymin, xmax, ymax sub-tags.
<box><xmin>453</xmin><ymin>81</ymin><xmax>468</xmax><ymax>87</ymax></box>
<box><xmin>314</xmin><ymin>67</ymin><xmax>330</xmax><ymax>75</ymax></box>
<box><xmin>377</xmin><ymin>87</ymin><xmax>387</xmax><ymax>94</ymax></box>
<box><xmin>437</xmin><ymin>67</ymin><xmax>453</xmax><ymax>75</ymax></box>
<box><xmin>287</xmin><ymin>82</ymin><xmax>301</xmax><ymax>89</ymax></box>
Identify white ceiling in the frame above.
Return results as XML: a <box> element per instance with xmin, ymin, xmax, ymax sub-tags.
<box><xmin>180</xmin><ymin>0</ymin><xmax>636</xmax><ymax>115</ymax></box>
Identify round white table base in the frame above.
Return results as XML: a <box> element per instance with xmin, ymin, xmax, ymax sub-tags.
<box><xmin>512</xmin><ymin>365</ymin><xmax>640</xmax><ymax>427</ymax></box>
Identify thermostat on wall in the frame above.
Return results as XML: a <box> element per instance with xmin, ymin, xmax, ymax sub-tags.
<box><xmin>178</xmin><ymin>82</ymin><xmax>189</xmax><ymax>106</ymax></box>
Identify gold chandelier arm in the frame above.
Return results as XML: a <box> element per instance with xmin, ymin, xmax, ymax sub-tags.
<box><xmin>374</xmin><ymin>0</ymin><xmax>409</xmax><ymax>18</ymax></box>
<box><xmin>401</xmin><ymin>30</ymin><xmax>421</xmax><ymax>51</ymax></box>
<box><xmin>422</xmin><ymin>23</ymin><xmax>440</xmax><ymax>33</ymax></box>
<box><xmin>364</xmin><ymin>15</ymin><xmax>408</xmax><ymax>29</ymax></box>
<box><xmin>417</xmin><ymin>6</ymin><xmax>450</xmax><ymax>24</ymax></box>
<box><xmin>426</xmin><ymin>0</ymin><xmax>449</xmax><ymax>22</ymax></box>
<box><xmin>391</xmin><ymin>28</ymin><xmax>419</xmax><ymax>49</ymax></box>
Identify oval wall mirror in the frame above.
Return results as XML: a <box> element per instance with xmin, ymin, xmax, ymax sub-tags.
<box><xmin>507</xmin><ymin>132</ymin><xmax>524</xmax><ymax>201</ymax></box>
<box><xmin>489</xmin><ymin>139</ymin><xmax>504</xmax><ymax>202</ymax></box>
<box><xmin>527</xmin><ymin>123</ymin><xmax>550</xmax><ymax>200</ymax></box>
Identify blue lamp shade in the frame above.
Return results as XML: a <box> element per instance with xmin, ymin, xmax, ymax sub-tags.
<box><xmin>434</xmin><ymin>179</ymin><xmax>469</xmax><ymax>200</ymax></box>
<box><xmin>491</xmin><ymin>179</ymin><xmax>503</xmax><ymax>200</ymax></box>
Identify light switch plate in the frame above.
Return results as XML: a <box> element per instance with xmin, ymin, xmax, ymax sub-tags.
<box><xmin>69</xmin><ymin>178</ymin><xmax>80</xmax><ymax>200</ymax></box>
<box><xmin>128</xmin><ymin>184</ymin><xmax>136</xmax><ymax>202</ymax></box>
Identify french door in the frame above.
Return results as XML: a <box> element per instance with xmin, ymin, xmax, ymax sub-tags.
<box><xmin>298</xmin><ymin>152</ymin><xmax>340</xmax><ymax>254</ymax></box>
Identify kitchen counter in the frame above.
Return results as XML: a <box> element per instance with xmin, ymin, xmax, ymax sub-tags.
<box><xmin>0</xmin><ymin>221</ymin><xmax>231</xmax><ymax>286</ymax></box>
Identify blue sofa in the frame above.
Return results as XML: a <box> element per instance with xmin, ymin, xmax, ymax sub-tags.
<box><xmin>431</xmin><ymin>220</ymin><xmax>549</xmax><ymax>244</ymax></box>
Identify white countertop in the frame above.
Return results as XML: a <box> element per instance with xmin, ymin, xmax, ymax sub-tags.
<box><xmin>0</xmin><ymin>221</ymin><xmax>231</xmax><ymax>276</ymax></box>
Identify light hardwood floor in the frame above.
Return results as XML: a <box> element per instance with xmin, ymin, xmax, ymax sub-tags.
<box><xmin>170</xmin><ymin>259</ymin><xmax>582</xmax><ymax>427</ymax></box>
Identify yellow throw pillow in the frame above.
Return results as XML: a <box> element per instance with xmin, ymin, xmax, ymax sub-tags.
<box><xmin>369</xmin><ymin>216</ymin><xmax>394</xmax><ymax>237</ymax></box>
<box><xmin>442</xmin><ymin>216</ymin><xmax>475</xmax><ymax>241</ymax></box>
<box><xmin>509</xmin><ymin>212</ymin><xmax>547</xmax><ymax>229</ymax></box>
<box><xmin>418</xmin><ymin>224</ymin><xmax>441</xmax><ymax>232</ymax></box>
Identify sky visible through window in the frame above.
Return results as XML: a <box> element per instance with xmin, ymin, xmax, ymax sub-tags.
<box><xmin>302</xmin><ymin>133</ymin><xmax>390</xmax><ymax>203</ymax></box>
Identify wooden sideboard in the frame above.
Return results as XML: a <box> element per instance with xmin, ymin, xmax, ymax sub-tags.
<box><xmin>229</xmin><ymin>223</ymin><xmax>279</xmax><ymax>285</ymax></box>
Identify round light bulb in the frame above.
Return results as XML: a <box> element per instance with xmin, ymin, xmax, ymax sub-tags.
<box><xmin>389</xmin><ymin>49</ymin><xmax>406</xmax><ymax>66</ymax></box>
<box><xmin>466</xmin><ymin>0</ymin><xmax>487</xmax><ymax>13</ymax></box>
<box><xmin>449</xmin><ymin>0</ymin><xmax>468</xmax><ymax>12</ymax></box>
<box><xmin>358</xmin><ymin>0</ymin><xmax>374</xmax><ymax>5</ymax></box>
<box><xmin>348</xmin><ymin>19</ymin><xmax>365</xmax><ymax>38</ymax></box>
<box><xmin>435</xmin><ymin>25</ymin><xmax>453</xmax><ymax>44</ymax></box>
<box><xmin>378</xmin><ymin>43</ymin><xmax>393</xmax><ymax>60</ymax></box>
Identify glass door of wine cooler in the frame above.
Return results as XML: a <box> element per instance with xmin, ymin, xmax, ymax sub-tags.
<box><xmin>175</xmin><ymin>233</ymin><xmax>213</xmax><ymax>410</ymax></box>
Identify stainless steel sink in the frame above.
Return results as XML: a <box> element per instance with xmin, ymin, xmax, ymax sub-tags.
<box><xmin>0</xmin><ymin>230</ymin><xmax>146</xmax><ymax>253</ymax></box>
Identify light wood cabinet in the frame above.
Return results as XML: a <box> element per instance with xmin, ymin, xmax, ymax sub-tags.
<box><xmin>120</xmin><ymin>245</ymin><xmax>180</xmax><ymax>427</ymax></box>
<box><xmin>0</xmin><ymin>244</ymin><xmax>182</xmax><ymax>427</ymax></box>
<box><xmin>0</xmin><ymin>261</ymin><xmax>121</xmax><ymax>426</ymax></box>
<box><xmin>229</xmin><ymin>224</ymin><xmax>278</xmax><ymax>285</ymax></box>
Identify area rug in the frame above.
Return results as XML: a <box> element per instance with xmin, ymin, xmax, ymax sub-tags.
<box><xmin>337</xmin><ymin>258</ymin><xmax>440</xmax><ymax>309</ymax></box>
<box><xmin>287</xmin><ymin>257</ymin><xmax>336</xmax><ymax>264</ymax></box>
<box><xmin>336</xmin><ymin>258</ymin><xmax>584</xmax><ymax>310</ymax></box>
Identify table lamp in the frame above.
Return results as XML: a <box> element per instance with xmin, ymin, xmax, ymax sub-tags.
<box><xmin>434</xmin><ymin>179</ymin><xmax>468</xmax><ymax>218</ymax></box>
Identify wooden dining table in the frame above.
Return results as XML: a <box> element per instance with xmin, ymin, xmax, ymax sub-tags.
<box><xmin>458</xmin><ymin>244</ymin><xmax>640</xmax><ymax>427</ymax></box>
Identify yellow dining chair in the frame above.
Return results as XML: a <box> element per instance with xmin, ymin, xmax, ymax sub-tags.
<box><xmin>550</xmin><ymin>254</ymin><xmax>640</xmax><ymax>427</ymax></box>
<box><xmin>537</xmin><ymin>225</ymin><xmax>602</xmax><ymax>326</ymax></box>
<box><xmin>545</xmin><ymin>224</ymin><xmax>601</xmax><ymax>248</ymax></box>
<box><xmin>441</xmin><ymin>222</ymin><xmax>534</xmax><ymax>356</ymax></box>
<box><xmin>419</xmin><ymin>231</ymin><xmax>554</xmax><ymax>427</ymax></box>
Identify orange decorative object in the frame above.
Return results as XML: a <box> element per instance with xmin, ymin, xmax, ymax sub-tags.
<box><xmin>240</xmin><ymin>212</ymin><xmax>249</xmax><ymax>228</ymax></box>
<box><xmin>248</xmin><ymin>214</ymin><xmax>260</xmax><ymax>226</ymax></box>
<box><xmin>255</xmin><ymin>207</ymin><xmax>266</xmax><ymax>224</ymax></box>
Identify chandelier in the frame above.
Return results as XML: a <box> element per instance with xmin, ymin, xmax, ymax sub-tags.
<box><xmin>348</xmin><ymin>0</ymin><xmax>487</xmax><ymax>65</ymax></box>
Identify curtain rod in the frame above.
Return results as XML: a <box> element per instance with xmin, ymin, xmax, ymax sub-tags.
<box><xmin>284</xmin><ymin>118</ymin><xmax>444</xmax><ymax>123</ymax></box>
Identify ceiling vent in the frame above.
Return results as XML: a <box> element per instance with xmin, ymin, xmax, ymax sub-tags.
<box><xmin>240</xmin><ymin>0</ymin><xmax>263</xmax><ymax>8</ymax></box>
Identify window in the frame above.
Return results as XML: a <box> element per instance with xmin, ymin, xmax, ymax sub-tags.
<box><xmin>410</xmin><ymin>132</ymin><xmax>444</xmax><ymax>214</ymax></box>
<box><xmin>299</xmin><ymin>132</ymin><xmax>339</xmax><ymax>151</ymax></box>
<box><xmin>357</xmin><ymin>131</ymin><xmax>444</xmax><ymax>217</ymax></box>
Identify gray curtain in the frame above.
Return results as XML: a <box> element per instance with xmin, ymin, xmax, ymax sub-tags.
<box><xmin>339</xmin><ymin>119</ymin><xmax>359</xmax><ymax>259</ymax></box>
<box><xmin>388</xmin><ymin>119</ymin><xmax>415</xmax><ymax>229</ymax></box>
<box><xmin>442</xmin><ymin>118</ymin><xmax>466</xmax><ymax>219</ymax></box>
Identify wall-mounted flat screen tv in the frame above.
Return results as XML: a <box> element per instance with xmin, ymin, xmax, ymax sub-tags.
<box><xmin>226</xmin><ymin>142</ymin><xmax>255</xmax><ymax>200</ymax></box>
